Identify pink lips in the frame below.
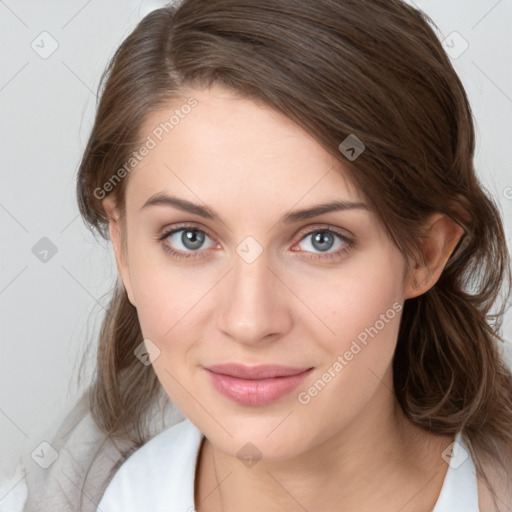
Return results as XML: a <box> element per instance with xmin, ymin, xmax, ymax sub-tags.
<box><xmin>203</xmin><ymin>364</ymin><xmax>313</xmax><ymax>406</ymax></box>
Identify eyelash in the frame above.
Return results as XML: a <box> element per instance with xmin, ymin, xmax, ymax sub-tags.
<box><xmin>156</xmin><ymin>223</ymin><xmax>355</xmax><ymax>262</ymax></box>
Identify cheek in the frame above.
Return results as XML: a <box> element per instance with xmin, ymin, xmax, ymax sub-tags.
<box><xmin>291</xmin><ymin>254</ymin><xmax>405</xmax><ymax>432</ymax></box>
<box><xmin>130</xmin><ymin>265</ymin><xmax>212</xmax><ymax>341</ymax></box>
<box><xmin>293</xmin><ymin>246</ymin><xmax>405</xmax><ymax>354</ymax></box>
<box><xmin>123</xmin><ymin>228</ymin><xmax>209</xmax><ymax>337</ymax></box>
<box><xmin>127</xmin><ymin>258</ymin><xmax>208</xmax><ymax>406</ymax></box>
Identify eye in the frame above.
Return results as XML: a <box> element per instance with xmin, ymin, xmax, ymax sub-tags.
<box><xmin>157</xmin><ymin>224</ymin><xmax>217</xmax><ymax>260</ymax></box>
<box><xmin>157</xmin><ymin>224</ymin><xmax>355</xmax><ymax>262</ymax></box>
<box><xmin>292</xmin><ymin>228</ymin><xmax>354</xmax><ymax>261</ymax></box>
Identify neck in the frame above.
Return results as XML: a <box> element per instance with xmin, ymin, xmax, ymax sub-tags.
<box><xmin>194</xmin><ymin>372</ymin><xmax>453</xmax><ymax>512</ymax></box>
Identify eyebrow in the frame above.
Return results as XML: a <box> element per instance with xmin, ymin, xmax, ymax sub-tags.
<box><xmin>140</xmin><ymin>192</ymin><xmax>370</xmax><ymax>224</ymax></box>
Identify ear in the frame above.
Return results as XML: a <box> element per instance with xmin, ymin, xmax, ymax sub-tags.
<box><xmin>404</xmin><ymin>212</ymin><xmax>464</xmax><ymax>300</ymax></box>
<box><xmin>102</xmin><ymin>196</ymin><xmax>137</xmax><ymax>307</ymax></box>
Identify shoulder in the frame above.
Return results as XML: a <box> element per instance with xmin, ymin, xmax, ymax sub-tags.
<box><xmin>113</xmin><ymin>417</ymin><xmax>202</xmax><ymax>471</ymax></box>
<box><xmin>97</xmin><ymin>418</ymin><xmax>204</xmax><ymax>512</ymax></box>
<box><xmin>20</xmin><ymin>393</ymin><xmax>136</xmax><ymax>510</ymax></box>
<box><xmin>102</xmin><ymin>417</ymin><xmax>202</xmax><ymax>481</ymax></box>
<box><xmin>0</xmin><ymin>461</ymin><xmax>27</xmax><ymax>512</ymax></box>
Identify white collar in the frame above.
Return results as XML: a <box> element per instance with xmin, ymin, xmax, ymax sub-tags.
<box><xmin>177</xmin><ymin>421</ymin><xmax>479</xmax><ymax>511</ymax></box>
<box><xmin>432</xmin><ymin>431</ymin><xmax>479</xmax><ymax>511</ymax></box>
<box><xmin>98</xmin><ymin>419</ymin><xmax>479</xmax><ymax>511</ymax></box>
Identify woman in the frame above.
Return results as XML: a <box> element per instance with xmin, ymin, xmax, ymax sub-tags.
<box><xmin>23</xmin><ymin>0</ymin><xmax>512</xmax><ymax>510</ymax></box>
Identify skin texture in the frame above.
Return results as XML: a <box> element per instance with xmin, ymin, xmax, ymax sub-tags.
<box><xmin>103</xmin><ymin>85</ymin><xmax>466</xmax><ymax>511</ymax></box>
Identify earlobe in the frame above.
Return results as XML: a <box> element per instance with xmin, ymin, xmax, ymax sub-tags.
<box><xmin>102</xmin><ymin>196</ymin><xmax>137</xmax><ymax>307</ymax></box>
<box><xmin>404</xmin><ymin>212</ymin><xmax>465</xmax><ymax>300</ymax></box>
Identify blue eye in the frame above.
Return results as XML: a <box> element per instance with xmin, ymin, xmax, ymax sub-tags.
<box><xmin>157</xmin><ymin>225</ymin><xmax>354</xmax><ymax>262</ymax></box>
<box><xmin>293</xmin><ymin>229</ymin><xmax>354</xmax><ymax>261</ymax></box>
<box><xmin>158</xmin><ymin>226</ymin><xmax>216</xmax><ymax>260</ymax></box>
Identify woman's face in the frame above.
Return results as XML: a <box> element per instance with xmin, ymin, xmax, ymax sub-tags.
<box><xmin>106</xmin><ymin>84</ymin><xmax>415</xmax><ymax>461</ymax></box>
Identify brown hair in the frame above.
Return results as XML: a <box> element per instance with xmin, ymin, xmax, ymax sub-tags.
<box><xmin>76</xmin><ymin>0</ymin><xmax>512</xmax><ymax>507</ymax></box>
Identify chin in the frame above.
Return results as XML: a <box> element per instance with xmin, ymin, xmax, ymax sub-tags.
<box><xmin>198</xmin><ymin>412</ymin><xmax>318</xmax><ymax>461</ymax></box>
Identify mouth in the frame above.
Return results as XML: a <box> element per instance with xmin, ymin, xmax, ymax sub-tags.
<box><xmin>203</xmin><ymin>363</ymin><xmax>314</xmax><ymax>406</ymax></box>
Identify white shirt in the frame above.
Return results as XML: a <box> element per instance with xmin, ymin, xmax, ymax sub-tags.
<box><xmin>96</xmin><ymin>418</ymin><xmax>480</xmax><ymax>512</ymax></box>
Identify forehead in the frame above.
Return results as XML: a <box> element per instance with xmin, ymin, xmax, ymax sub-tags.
<box><xmin>126</xmin><ymin>85</ymin><xmax>364</xmax><ymax>212</ymax></box>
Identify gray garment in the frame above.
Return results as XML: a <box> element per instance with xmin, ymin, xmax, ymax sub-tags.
<box><xmin>17</xmin><ymin>392</ymin><xmax>185</xmax><ymax>512</ymax></box>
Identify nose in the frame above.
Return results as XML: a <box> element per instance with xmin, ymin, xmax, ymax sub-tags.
<box><xmin>216</xmin><ymin>248</ymin><xmax>293</xmax><ymax>346</ymax></box>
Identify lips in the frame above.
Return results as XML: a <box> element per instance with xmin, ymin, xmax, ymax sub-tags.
<box><xmin>203</xmin><ymin>363</ymin><xmax>314</xmax><ymax>405</ymax></box>
<box><xmin>206</xmin><ymin>363</ymin><xmax>312</xmax><ymax>379</ymax></box>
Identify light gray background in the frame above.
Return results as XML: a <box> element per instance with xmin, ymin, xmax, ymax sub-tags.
<box><xmin>1</xmin><ymin>0</ymin><xmax>511</xmax><ymax>481</ymax></box>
